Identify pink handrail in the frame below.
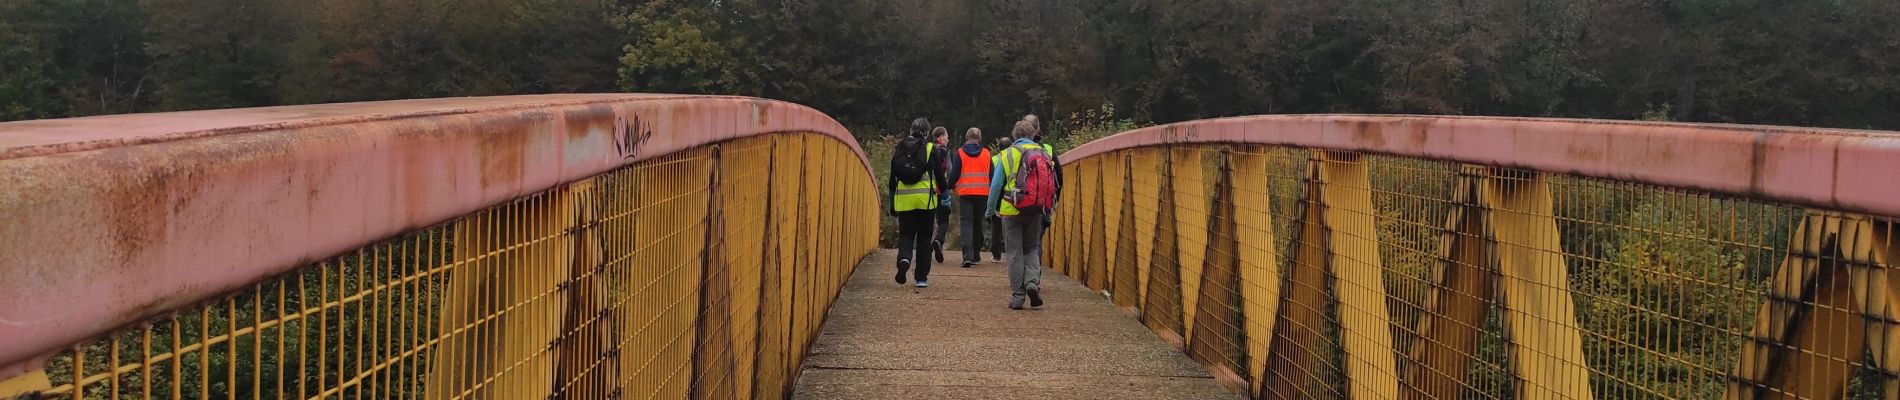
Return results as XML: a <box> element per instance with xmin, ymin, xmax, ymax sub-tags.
<box><xmin>0</xmin><ymin>94</ymin><xmax>869</xmax><ymax>375</ymax></box>
<box><xmin>1061</xmin><ymin>114</ymin><xmax>1900</xmax><ymax>218</ymax></box>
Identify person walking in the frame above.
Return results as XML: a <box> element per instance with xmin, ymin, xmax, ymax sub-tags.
<box><xmin>890</xmin><ymin>118</ymin><xmax>950</xmax><ymax>288</ymax></box>
<box><xmin>1022</xmin><ymin>114</ymin><xmax>1064</xmax><ymax>229</ymax></box>
<box><xmin>930</xmin><ymin>126</ymin><xmax>953</xmax><ymax>264</ymax></box>
<box><xmin>988</xmin><ymin>119</ymin><xmax>1061</xmax><ymax>309</ymax></box>
<box><xmin>947</xmin><ymin>127</ymin><xmax>992</xmax><ymax>267</ymax></box>
<box><xmin>988</xmin><ymin>136</ymin><xmax>1010</xmax><ymax>263</ymax></box>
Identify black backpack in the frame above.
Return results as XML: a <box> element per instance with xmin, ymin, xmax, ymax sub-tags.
<box><xmin>892</xmin><ymin>136</ymin><xmax>932</xmax><ymax>184</ymax></box>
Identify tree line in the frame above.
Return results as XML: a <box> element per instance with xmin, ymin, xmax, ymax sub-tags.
<box><xmin>5</xmin><ymin>0</ymin><xmax>1899</xmax><ymax>135</ymax></box>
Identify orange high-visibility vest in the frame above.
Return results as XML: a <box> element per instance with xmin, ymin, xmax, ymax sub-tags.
<box><xmin>954</xmin><ymin>147</ymin><xmax>993</xmax><ymax>196</ymax></box>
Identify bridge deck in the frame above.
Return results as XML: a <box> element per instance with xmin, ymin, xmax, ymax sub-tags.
<box><xmin>792</xmin><ymin>249</ymin><xmax>1234</xmax><ymax>399</ymax></box>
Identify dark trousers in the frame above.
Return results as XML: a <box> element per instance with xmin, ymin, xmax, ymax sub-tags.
<box><xmin>894</xmin><ymin>209</ymin><xmax>936</xmax><ymax>282</ymax></box>
<box><xmin>934</xmin><ymin>205</ymin><xmax>952</xmax><ymax>244</ymax></box>
<box><xmin>957</xmin><ymin>196</ymin><xmax>988</xmax><ymax>263</ymax></box>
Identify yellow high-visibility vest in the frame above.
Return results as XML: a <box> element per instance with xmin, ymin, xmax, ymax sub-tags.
<box><xmin>893</xmin><ymin>144</ymin><xmax>938</xmax><ymax>212</ymax></box>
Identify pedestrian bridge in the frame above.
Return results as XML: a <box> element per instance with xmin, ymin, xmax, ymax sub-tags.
<box><xmin>2</xmin><ymin>94</ymin><xmax>1897</xmax><ymax>399</ymax></box>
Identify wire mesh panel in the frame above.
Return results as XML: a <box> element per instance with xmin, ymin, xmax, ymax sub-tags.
<box><xmin>13</xmin><ymin>133</ymin><xmax>876</xmax><ymax>400</ymax></box>
<box><xmin>1049</xmin><ymin>141</ymin><xmax>1900</xmax><ymax>400</ymax></box>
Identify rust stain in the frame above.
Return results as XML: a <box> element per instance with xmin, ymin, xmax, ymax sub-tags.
<box><xmin>751</xmin><ymin>98</ymin><xmax>773</xmax><ymax>126</ymax></box>
<box><xmin>1748</xmin><ymin>130</ymin><xmax>1774</xmax><ymax>196</ymax></box>
<box><xmin>399</xmin><ymin>128</ymin><xmax>436</xmax><ymax>227</ymax></box>
<box><xmin>571</xmin><ymin>104</ymin><xmax>615</xmax><ymax>141</ymax></box>
<box><xmin>1564</xmin><ymin>139</ymin><xmax>1604</xmax><ymax>163</ymax></box>
<box><xmin>1405</xmin><ymin>119</ymin><xmax>1431</xmax><ymax>147</ymax></box>
<box><xmin>1349</xmin><ymin>120</ymin><xmax>1385</xmax><ymax>148</ymax></box>
<box><xmin>99</xmin><ymin>149</ymin><xmax>172</xmax><ymax>270</ymax></box>
<box><xmin>476</xmin><ymin>115</ymin><xmax>532</xmax><ymax>189</ymax></box>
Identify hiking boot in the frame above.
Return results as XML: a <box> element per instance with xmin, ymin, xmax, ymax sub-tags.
<box><xmin>895</xmin><ymin>259</ymin><xmax>910</xmax><ymax>284</ymax></box>
<box><xmin>932</xmin><ymin>240</ymin><xmax>945</xmax><ymax>263</ymax></box>
<box><xmin>1027</xmin><ymin>287</ymin><xmax>1044</xmax><ymax>308</ymax></box>
<box><xmin>961</xmin><ymin>260</ymin><xmax>974</xmax><ymax>268</ymax></box>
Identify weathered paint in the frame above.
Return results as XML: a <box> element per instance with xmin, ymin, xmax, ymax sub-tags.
<box><xmin>0</xmin><ymin>94</ymin><xmax>869</xmax><ymax>375</ymax></box>
<box><xmin>1060</xmin><ymin>115</ymin><xmax>1900</xmax><ymax>218</ymax></box>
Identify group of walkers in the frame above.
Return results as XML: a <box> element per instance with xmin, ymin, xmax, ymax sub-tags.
<box><xmin>887</xmin><ymin>115</ymin><xmax>1062</xmax><ymax>310</ymax></box>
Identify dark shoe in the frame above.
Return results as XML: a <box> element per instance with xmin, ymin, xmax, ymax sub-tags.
<box><xmin>961</xmin><ymin>261</ymin><xmax>974</xmax><ymax>268</ymax></box>
<box><xmin>932</xmin><ymin>240</ymin><xmax>945</xmax><ymax>263</ymax></box>
<box><xmin>1027</xmin><ymin>287</ymin><xmax>1044</xmax><ymax>308</ymax></box>
<box><xmin>895</xmin><ymin>259</ymin><xmax>910</xmax><ymax>284</ymax></box>
<box><xmin>1008</xmin><ymin>303</ymin><xmax>1024</xmax><ymax>310</ymax></box>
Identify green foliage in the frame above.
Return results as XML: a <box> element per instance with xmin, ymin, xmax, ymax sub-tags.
<box><xmin>1573</xmin><ymin>198</ymin><xmax>1769</xmax><ymax>398</ymax></box>
<box><xmin>1047</xmin><ymin>102</ymin><xmax>1143</xmax><ymax>156</ymax></box>
<box><xmin>861</xmin><ymin>134</ymin><xmax>900</xmax><ymax>247</ymax></box>
<box><xmin>615</xmin><ymin>1</ymin><xmax>745</xmax><ymax>94</ymax></box>
<box><xmin>7</xmin><ymin>0</ymin><xmax>1900</xmax><ymax>134</ymax></box>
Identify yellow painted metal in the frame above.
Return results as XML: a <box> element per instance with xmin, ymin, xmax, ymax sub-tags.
<box><xmin>0</xmin><ymin>369</ymin><xmax>49</xmax><ymax>395</ymax></box>
<box><xmin>1262</xmin><ymin>152</ymin><xmax>1334</xmax><ymax>399</ymax></box>
<box><xmin>1187</xmin><ymin>147</ymin><xmax>1248</xmax><ymax>389</ymax></box>
<box><xmin>1398</xmin><ymin>167</ymin><xmax>1593</xmax><ymax>400</ymax></box>
<box><xmin>1043</xmin><ymin>141</ymin><xmax>1900</xmax><ymax>400</ymax></box>
<box><xmin>1085</xmin><ymin>158</ymin><xmax>1111</xmax><ymax>291</ymax></box>
<box><xmin>1172</xmin><ymin>147</ymin><xmax>1210</xmax><ymax>343</ymax></box>
<box><xmin>1312</xmin><ymin>151</ymin><xmax>1400</xmax><ymax>400</ymax></box>
<box><xmin>1143</xmin><ymin>148</ymin><xmax>1185</xmax><ymax>338</ymax></box>
<box><xmin>1730</xmin><ymin>212</ymin><xmax>1900</xmax><ymax>400</ymax></box>
<box><xmin>1226</xmin><ymin>147</ymin><xmax>1282</xmax><ymax>399</ymax></box>
<box><xmin>1128</xmin><ymin>147</ymin><xmax>1165</xmax><ymax>307</ymax></box>
<box><xmin>1484</xmin><ymin>170</ymin><xmax>1592</xmax><ymax>400</ymax></box>
<box><xmin>17</xmin><ymin>132</ymin><xmax>872</xmax><ymax>400</ymax></box>
<box><xmin>1399</xmin><ymin>166</ymin><xmax>1494</xmax><ymax>400</ymax></box>
<box><xmin>1100</xmin><ymin>153</ymin><xmax>1129</xmax><ymax>295</ymax></box>
<box><xmin>1111</xmin><ymin>153</ymin><xmax>1143</xmax><ymax>312</ymax></box>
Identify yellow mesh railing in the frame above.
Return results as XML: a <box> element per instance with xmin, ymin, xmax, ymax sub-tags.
<box><xmin>13</xmin><ymin>133</ymin><xmax>875</xmax><ymax>400</ymax></box>
<box><xmin>1048</xmin><ymin>144</ymin><xmax>1900</xmax><ymax>400</ymax></box>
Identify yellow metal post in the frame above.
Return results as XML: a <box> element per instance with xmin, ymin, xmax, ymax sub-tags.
<box><xmin>1188</xmin><ymin>147</ymin><xmax>1248</xmax><ymax>389</ymax></box>
<box><xmin>429</xmin><ymin>184</ymin><xmax>577</xmax><ymax>399</ymax></box>
<box><xmin>1484</xmin><ymin>170</ymin><xmax>1592</xmax><ymax>400</ymax></box>
<box><xmin>1112</xmin><ymin>152</ymin><xmax>1143</xmax><ymax>311</ymax></box>
<box><xmin>1262</xmin><ymin>151</ymin><xmax>1333</xmax><ymax>400</ymax></box>
<box><xmin>1129</xmin><ymin>147</ymin><xmax>1166</xmax><ymax>309</ymax></box>
<box><xmin>556</xmin><ymin>181</ymin><xmax>616</xmax><ymax>400</ymax></box>
<box><xmin>1144</xmin><ymin>148</ymin><xmax>1185</xmax><ymax>338</ymax></box>
<box><xmin>1086</xmin><ymin>158</ymin><xmax>1111</xmax><ymax>291</ymax></box>
<box><xmin>0</xmin><ymin>369</ymin><xmax>50</xmax><ymax>398</ymax></box>
<box><xmin>1314</xmin><ymin>151</ymin><xmax>1399</xmax><ymax>400</ymax></box>
<box><xmin>1226</xmin><ymin>147</ymin><xmax>1282</xmax><ymax>398</ymax></box>
<box><xmin>1730</xmin><ymin>212</ymin><xmax>1899</xmax><ymax>400</ymax></box>
<box><xmin>1399</xmin><ymin>166</ymin><xmax>1492</xmax><ymax>400</ymax></box>
<box><xmin>1173</xmin><ymin>147</ymin><xmax>1211</xmax><ymax>343</ymax></box>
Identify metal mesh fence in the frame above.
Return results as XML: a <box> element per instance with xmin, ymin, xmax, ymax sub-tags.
<box><xmin>1049</xmin><ymin>144</ymin><xmax>1900</xmax><ymax>400</ymax></box>
<box><xmin>21</xmin><ymin>133</ymin><xmax>877</xmax><ymax>400</ymax></box>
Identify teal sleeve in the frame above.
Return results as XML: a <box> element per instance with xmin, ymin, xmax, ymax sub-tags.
<box><xmin>985</xmin><ymin>158</ymin><xmax>1006</xmax><ymax>215</ymax></box>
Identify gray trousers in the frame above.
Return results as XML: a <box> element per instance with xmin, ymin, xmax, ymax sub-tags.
<box><xmin>1003</xmin><ymin>210</ymin><xmax>1045</xmax><ymax>306</ymax></box>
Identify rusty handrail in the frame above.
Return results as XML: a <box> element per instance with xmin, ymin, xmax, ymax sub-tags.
<box><xmin>0</xmin><ymin>94</ymin><xmax>871</xmax><ymax>375</ymax></box>
<box><xmin>1060</xmin><ymin>114</ymin><xmax>1900</xmax><ymax>218</ymax></box>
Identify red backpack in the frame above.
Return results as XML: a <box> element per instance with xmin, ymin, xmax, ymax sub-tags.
<box><xmin>1006</xmin><ymin>144</ymin><xmax>1057</xmax><ymax>213</ymax></box>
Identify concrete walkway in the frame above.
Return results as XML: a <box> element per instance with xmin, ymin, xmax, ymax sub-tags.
<box><xmin>792</xmin><ymin>249</ymin><xmax>1235</xmax><ymax>399</ymax></box>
